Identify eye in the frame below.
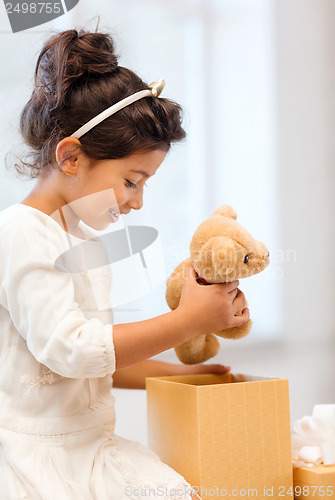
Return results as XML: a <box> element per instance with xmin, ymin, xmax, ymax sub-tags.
<box><xmin>244</xmin><ymin>255</ymin><xmax>249</xmax><ymax>263</ymax></box>
<box><xmin>125</xmin><ymin>180</ymin><xmax>137</xmax><ymax>189</ymax></box>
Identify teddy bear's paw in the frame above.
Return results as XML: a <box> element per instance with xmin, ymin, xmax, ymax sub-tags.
<box><xmin>175</xmin><ymin>333</ymin><xmax>220</xmax><ymax>364</ymax></box>
<box><xmin>215</xmin><ymin>319</ymin><xmax>253</xmax><ymax>340</ymax></box>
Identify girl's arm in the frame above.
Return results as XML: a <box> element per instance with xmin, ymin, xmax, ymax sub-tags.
<box><xmin>112</xmin><ymin>359</ymin><xmax>178</xmax><ymax>389</ymax></box>
<box><xmin>112</xmin><ymin>359</ymin><xmax>231</xmax><ymax>390</ymax></box>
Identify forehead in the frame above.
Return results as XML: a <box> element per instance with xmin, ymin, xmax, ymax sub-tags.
<box><xmin>125</xmin><ymin>150</ymin><xmax>167</xmax><ymax>176</ymax></box>
<box><xmin>128</xmin><ymin>168</ymin><xmax>153</xmax><ymax>179</ymax></box>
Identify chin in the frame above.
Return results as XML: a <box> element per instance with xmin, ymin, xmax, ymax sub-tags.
<box><xmin>98</xmin><ymin>221</ymin><xmax>111</xmax><ymax>230</ymax></box>
<box><xmin>84</xmin><ymin>219</ymin><xmax>109</xmax><ymax>232</ymax></box>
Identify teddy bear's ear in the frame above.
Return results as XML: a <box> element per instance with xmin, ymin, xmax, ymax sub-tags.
<box><xmin>213</xmin><ymin>205</ymin><xmax>237</xmax><ymax>220</ymax></box>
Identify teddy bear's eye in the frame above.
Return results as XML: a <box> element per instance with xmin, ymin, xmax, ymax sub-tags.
<box><xmin>244</xmin><ymin>255</ymin><xmax>249</xmax><ymax>263</ymax></box>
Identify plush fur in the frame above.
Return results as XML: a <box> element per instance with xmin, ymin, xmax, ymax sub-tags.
<box><xmin>165</xmin><ymin>205</ymin><xmax>270</xmax><ymax>364</ymax></box>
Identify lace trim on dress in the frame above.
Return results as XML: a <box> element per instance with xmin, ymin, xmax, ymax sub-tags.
<box><xmin>20</xmin><ymin>369</ymin><xmax>54</xmax><ymax>395</ymax></box>
<box><xmin>101</xmin><ymin>429</ymin><xmax>198</xmax><ymax>499</ymax></box>
<box><xmin>115</xmin><ymin>455</ymin><xmax>194</xmax><ymax>499</ymax></box>
<box><xmin>104</xmin><ymin>424</ymin><xmax>116</xmax><ymax>443</ymax></box>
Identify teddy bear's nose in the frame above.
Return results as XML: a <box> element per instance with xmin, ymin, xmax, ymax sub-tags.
<box><xmin>267</xmin><ymin>250</ymin><xmax>270</xmax><ymax>257</ymax></box>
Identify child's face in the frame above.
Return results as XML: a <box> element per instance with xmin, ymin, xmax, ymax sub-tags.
<box><xmin>65</xmin><ymin>149</ymin><xmax>167</xmax><ymax>230</ymax></box>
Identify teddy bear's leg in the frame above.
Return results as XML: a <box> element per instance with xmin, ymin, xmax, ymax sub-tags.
<box><xmin>175</xmin><ymin>333</ymin><xmax>220</xmax><ymax>365</ymax></box>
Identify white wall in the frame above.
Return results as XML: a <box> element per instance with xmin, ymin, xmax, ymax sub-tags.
<box><xmin>114</xmin><ymin>0</ymin><xmax>335</xmax><ymax>445</ymax></box>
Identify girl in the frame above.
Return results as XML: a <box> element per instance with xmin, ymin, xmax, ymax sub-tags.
<box><xmin>0</xmin><ymin>28</ymin><xmax>249</xmax><ymax>499</ymax></box>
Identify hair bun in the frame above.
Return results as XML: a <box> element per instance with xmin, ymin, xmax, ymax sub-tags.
<box><xmin>34</xmin><ymin>29</ymin><xmax>119</xmax><ymax>110</ymax></box>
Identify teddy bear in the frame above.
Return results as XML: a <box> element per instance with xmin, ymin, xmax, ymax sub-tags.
<box><xmin>165</xmin><ymin>205</ymin><xmax>270</xmax><ymax>364</ymax></box>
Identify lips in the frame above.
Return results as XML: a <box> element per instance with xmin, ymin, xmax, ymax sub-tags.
<box><xmin>108</xmin><ymin>208</ymin><xmax>130</xmax><ymax>222</ymax></box>
<box><xmin>109</xmin><ymin>208</ymin><xmax>120</xmax><ymax>222</ymax></box>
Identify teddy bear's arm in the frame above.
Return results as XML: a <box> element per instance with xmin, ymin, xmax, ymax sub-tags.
<box><xmin>165</xmin><ymin>258</ymin><xmax>192</xmax><ymax>310</ymax></box>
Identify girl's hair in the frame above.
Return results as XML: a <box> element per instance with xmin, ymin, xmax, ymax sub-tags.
<box><xmin>14</xmin><ymin>28</ymin><xmax>186</xmax><ymax>178</ymax></box>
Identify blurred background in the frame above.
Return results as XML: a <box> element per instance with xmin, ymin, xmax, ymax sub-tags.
<box><xmin>0</xmin><ymin>0</ymin><xmax>334</xmax><ymax>445</ymax></box>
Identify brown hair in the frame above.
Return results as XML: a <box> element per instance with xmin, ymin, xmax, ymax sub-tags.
<box><xmin>13</xmin><ymin>28</ymin><xmax>186</xmax><ymax>178</ymax></box>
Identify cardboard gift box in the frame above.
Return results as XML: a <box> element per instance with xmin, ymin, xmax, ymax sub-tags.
<box><xmin>146</xmin><ymin>373</ymin><xmax>293</xmax><ymax>500</ymax></box>
<box><xmin>293</xmin><ymin>464</ymin><xmax>335</xmax><ymax>499</ymax></box>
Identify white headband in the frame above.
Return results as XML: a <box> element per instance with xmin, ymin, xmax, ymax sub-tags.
<box><xmin>70</xmin><ymin>78</ymin><xmax>165</xmax><ymax>139</ymax></box>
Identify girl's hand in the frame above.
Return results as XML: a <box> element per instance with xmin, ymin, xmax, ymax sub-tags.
<box><xmin>176</xmin><ymin>266</ymin><xmax>249</xmax><ymax>336</ymax></box>
<box><xmin>176</xmin><ymin>363</ymin><xmax>231</xmax><ymax>376</ymax></box>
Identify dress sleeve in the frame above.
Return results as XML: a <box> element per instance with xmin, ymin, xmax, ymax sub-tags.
<box><xmin>0</xmin><ymin>214</ymin><xmax>116</xmax><ymax>378</ymax></box>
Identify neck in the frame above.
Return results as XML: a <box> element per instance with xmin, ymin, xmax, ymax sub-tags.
<box><xmin>20</xmin><ymin>172</ymin><xmax>82</xmax><ymax>237</ymax></box>
<box><xmin>58</xmin><ymin>204</ymin><xmax>81</xmax><ymax>235</ymax></box>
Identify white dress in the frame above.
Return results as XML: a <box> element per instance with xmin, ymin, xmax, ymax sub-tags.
<box><xmin>0</xmin><ymin>203</ymin><xmax>197</xmax><ymax>500</ymax></box>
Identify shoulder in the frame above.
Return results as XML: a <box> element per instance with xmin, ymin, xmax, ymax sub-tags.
<box><xmin>0</xmin><ymin>203</ymin><xmax>23</xmax><ymax>228</ymax></box>
<box><xmin>0</xmin><ymin>204</ymin><xmax>69</xmax><ymax>257</ymax></box>
<box><xmin>0</xmin><ymin>203</ymin><xmax>48</xmax><ymax>227</ymax></box>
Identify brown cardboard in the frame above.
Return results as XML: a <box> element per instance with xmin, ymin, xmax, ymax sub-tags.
<box><xmin>146</xmin><ymin>373</ymin><xmax>293</xmax><ymax>500</ymax></box>
<box><xmin>293</xmin><ymin>464</ymin><xmax>335</xmax><ymax>499</ymax></box>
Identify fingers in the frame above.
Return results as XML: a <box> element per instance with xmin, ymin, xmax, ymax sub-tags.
<box><xmin>232</xmin><ymin>289</ymin><xmax>246</xmax><ymax>311</ymax></box>
<box><xmin>189</xmin><ymin>363</ymin><xmax>231</xmax><ymax>375</ymax></box>
<box><xmin>224</xmin><ymin>280</ymin><xmax>239</xmax><ymax>293</ymax></box>
<box><xmin>205</xmin><ymin>364</ymin><xmax>231</xmax><ymax>374</ymax></box>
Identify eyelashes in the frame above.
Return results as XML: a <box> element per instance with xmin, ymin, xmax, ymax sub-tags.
<box><xmin>125</xmin><ymin>180</ymin><xmax>137</xmax><ymax>189</ymax></box>
<box><xmin>125</xmin><ymin>180</ymin><xmax>148</xmax><ymax>189</ymax></box>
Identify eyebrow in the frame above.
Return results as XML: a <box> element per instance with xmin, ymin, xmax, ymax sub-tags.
<box><xmin>128</xmin><ymin>169</ymin><xmax>154</xmax><ymax>179</ymax></box>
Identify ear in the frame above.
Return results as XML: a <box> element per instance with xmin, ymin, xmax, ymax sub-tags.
<box><xmin>56</xmin><ymin>137</ymin><xmax>82</xmax><ymax>176</ymax></box>
<box><xmin>213</xmin><ymin>205</ymin><xmax>237</xmax><ymax>220</ymax></box>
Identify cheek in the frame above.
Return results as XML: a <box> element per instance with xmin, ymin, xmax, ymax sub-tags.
<box><xmin>77</xmin><ymin>187</ymin><xmax>120</xmax><ymax>213</ymax></box>
<box><xmin>113</xmin><ymin>185</ymin><xmax>129</xmax><ymax>205</ymax></box>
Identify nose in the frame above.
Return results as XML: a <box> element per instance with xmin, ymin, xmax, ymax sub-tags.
<box><xmin>128</xmin><ymin>190</ymin><xmax>143</xmax><ymax>211</ymax></box>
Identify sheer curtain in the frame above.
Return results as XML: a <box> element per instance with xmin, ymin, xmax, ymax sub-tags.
<box><xmin>66</xmin><ymin>0</ymin><xmax>280</xmax><ymax>342</ymax></box>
